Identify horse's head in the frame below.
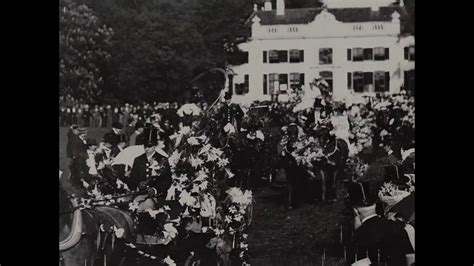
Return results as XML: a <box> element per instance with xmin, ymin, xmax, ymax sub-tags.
<box><xmin>314</xmin><ymin>123</ymin><xmax>334</xmax><ymax>146</ymax></box>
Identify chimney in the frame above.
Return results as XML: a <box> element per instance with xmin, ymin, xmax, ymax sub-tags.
<box><xmin>264</xmin><ymin>0</ymin><xmax>272</xmax><ymax>11</ymax></box>
<box><xmin>277</xmin><ymin>0</ymin><xmax>285</xmax><ymax>15</ymax></box>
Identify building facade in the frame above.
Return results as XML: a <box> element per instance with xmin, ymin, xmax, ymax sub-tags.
<box><xmin>229</xmin><ymin>0</ymin><xmax>414</xmax><ymax>104</ymax></box>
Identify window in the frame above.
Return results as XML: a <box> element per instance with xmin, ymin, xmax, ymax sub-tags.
<box><xmin>374</xmin><ymin>47</ymin><xmax>389</xmax><ymax>61</ymax></box>
<box><xmin>289</xmin><ymin>50</ymin><xmax>304</xmax><ymax>63</ymax></box>
<box><xmin>363</xmin><ymin>72</ymin><xmax>374</xmax><ymax>92</ymax></box>
<box><xmin>263</xmin><ymin>51</ymin><xmax>267</xmax><ymax>63</ymax></box>
<box><xmin>352</xmin><ymin>48</ymin><xmax>363</xmax><ymax>61</ymax></box>
<box><xmin>278</xmin><ymin>74</ymin><xmax>288</xmax><ymax>93</ymax></box>
<box><xmin>405</xmin><ymin>46</ymin><xmax>415</xmax><ymax>61</ymax></box>
<box><xmin>374</xmin><ymin>71</ymin><xmax>390</xmax><ymax>92</ymax></box>
<box><xmin>263</xmin><ymin>74</ymin><xmax>268</xmax><ymax>95</ymax></box>
<box><xmin>363</xmin><ymin>48</ymin><xmax>373</xmax><ymax>60</ymax></box>
<box><xmin>347</xmin><ymin>72</ymin><xmax>352</xmax><ymax>90</ymax></box>
<box><xmin>353</xmin><ymin>72</ymin><xmax>364</xmax><ymax>92</ymax></box>
<box><xmin>269</xmin><ymin>73</ymin><xmax>279</xmax><ymax>94</ymax></box>
<box><xmin>290</xmin><ymin>73</ymin><xmax>304</xmax><ymax>90</ymax></box>
<box><xmin>319</xmin><ymin>71</ymin><xmax>333</xmax><ymax>92</ymax></box>
<box><xmin>347</xmin><ymin>49</ymin><xmax>352</xmax><ymax>61</ymax></box>
<box><xmin>235</xmin><ymin>75</ymin><xmax>249</xmax><ymax>95</ymax></box>
<box><xmin>269</xmin><ymin>50</ymin><xmax>289</xmax><ymax>63</ymax></box>
<box><xmin>269</xmin><ymin>50</ymin><xmax>279</xmax><ymax>63</ymax></box>
<box><xmin>319</xmin><ymin>48</ymin><xmax>333</xmax><ymax>65</ymax></box>
<box><xmin>278</xmin><ymin>50</ymin><xmax>288</xmax><ymax>63</ymax></box>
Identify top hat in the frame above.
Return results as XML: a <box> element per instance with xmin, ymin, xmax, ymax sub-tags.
<box><xmin>135</xmin><ymin>121</ymin><xmax>145</xmax><ymax>130</ymax></box>
<box><xmin>224</xmin><ymin>92</ymin><xmax>232</xmax><ymax>100</ymax></box>
<box><xmin>347</xmin><ymin>181</ymin><xmax>375</xmax><ymax>207</ymax></box>
<box><xmin>86</xmin><ymin>138</ymin><xmax>97</xmax><ymax>147</ymax></box>
<box><xmin>143</xmin><ymin>127</ymin><xmax>159</xmax><ymax>147</ymax></box>
<box><xmin>112</xmin><ymin>121</ymin><xmax>123</xmax><ymax>129</ymax></box>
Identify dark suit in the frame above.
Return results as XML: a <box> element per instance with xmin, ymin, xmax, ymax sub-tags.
<box><xmin>128</xmin><ymin>152</ymin><xmax>172</xmax><ymax>195</ymax></box>
<box><xmin>217</xmin><ymin>103</ymin><xmax>244</xmax><ymax>131</ymax></box>
<box><xmin>350</xmin><ymin>216</ymin><xmax>413</xmax><ymax>266</ymax></box>
<box><xmin>70</xmin><ymin>136</ymin><xmax>88</xmax><ymax>188</ymax></box>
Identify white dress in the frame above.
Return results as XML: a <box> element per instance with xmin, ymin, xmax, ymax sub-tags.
<box><xmin>330</xmin><ymin>115</ymin><xmax>357</xmax><ymax>156</ymax></box>
<box><xmin>293</xmin><ymin>87</ymin><xmax>321</xmax><ymax>112</ymax></box>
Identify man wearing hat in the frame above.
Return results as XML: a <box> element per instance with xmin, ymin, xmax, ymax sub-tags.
<box><xmin>347</xmin><ymin>181</ymin><xmax>413</xmax><ymax>265</ymax></box>
<box><xmin>128</xmin><ymin>127</ymin><xmax>172</xmax><ymax>197</ymax></box>
<box><xmin>103</xmin><ymin>121</ymin><xmax>127</xmax><ymax>158</ymax></box>
<box><xmin>129</xmin><ymin>121</ymin><xmax>145</xmax><ymax>146</ymax></box>
<box><xmin>70</xmin><ymin>127</ymin><xmax>89</xmax><ymax>189</ymax></box>
<box><xmin>216</xmin><ymin>93</ymin><xmax>244</xmax><ymax>134</ymax></box>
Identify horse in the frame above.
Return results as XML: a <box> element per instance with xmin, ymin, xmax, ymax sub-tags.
<box><xmin>313</xmin><ymin>125</ymin><xmax>350</xmax><ymax>203</ymax></box>
<box><xmin>59</xmin><ymin>186</ymin><xmax>135</xmax><ymax>266</ymax></box>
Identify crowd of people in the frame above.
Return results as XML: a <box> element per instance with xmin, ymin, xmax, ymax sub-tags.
<box><xmin>61</xmin><ymin>79</ymin><xmax>415</xmax><ymax>265</ymax></box>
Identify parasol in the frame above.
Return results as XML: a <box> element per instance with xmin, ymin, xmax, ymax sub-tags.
<box><xmin>112</xmin><ymin>145</ymin><xmax>145</xmax><ymax>168</ymax></box>
<box><xmin>177</xmin><ymin>103</ymin><xmax>202</xmax><ymax>117</ymax></box>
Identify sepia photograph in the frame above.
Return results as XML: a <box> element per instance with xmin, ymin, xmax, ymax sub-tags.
<box><xmin>59</xmin><ymin>0</ymin><xmax>415</xmax><ymax>265</ymax></box>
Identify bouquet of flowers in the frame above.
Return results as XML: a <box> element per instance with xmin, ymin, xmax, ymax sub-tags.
<box><xmin>378</xmin><ymin>179</ymin><xmax>415</xmax><ymax>211</ymax></box>
<box><xmin>349</xmin><ymin>113</ymin><xmax>376</xmax><ymax>154</ymax></box>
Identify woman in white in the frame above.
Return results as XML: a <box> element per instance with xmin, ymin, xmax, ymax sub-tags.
<box><xmin>330</xmin><ymin>103</ymin><xmax>357</xmax><ymax>157</ymax></box>
<box><xmin>292</xmin><ymin>76</ymin><xmax>323</xmax><ymax>113</ymax></box>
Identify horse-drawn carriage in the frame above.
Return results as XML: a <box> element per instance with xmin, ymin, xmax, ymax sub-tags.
<box><xmin>60</xmin><ymin>128</ymin><xmax>254</xmax><ymax>266</ymax></box>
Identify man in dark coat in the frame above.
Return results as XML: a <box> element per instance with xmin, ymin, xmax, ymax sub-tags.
<box><xmin>103</xmin><ymin>121</ymin><xmax>127</xmax><ymax>158</ymax></box>
<box><xmin>127</xmin><ymin>127</ymin><xmax>172</xmax><ymax>196</ymax></box>
<box><xmin>129</xmin><ymin>121</ymin><xmax>145</xmax><ymax>146</ymax></box>
<box><xmin>216</xmin><ymin>93</ymin><xmax>244</xmax><ymax>134</ymax></box>
<box><xmin>347</xmin><ymin>181</ymin><xmax>414</xmax><ymax>266</ymax></box>
<box><xmin>70</xmin><ymin>128</ymin><xmax>89</xmax><ymax>189</ymax></box>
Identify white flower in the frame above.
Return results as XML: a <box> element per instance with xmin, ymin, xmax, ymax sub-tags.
<box><xmin>113</xmin><ymin>226</ymin><xmax>125</xmax><ymax>238</ymax></box>
<box><xmin>146</xmin><ymin>209</ymin><xmax>162</xmax><ymax>219</ymax></box>
<box><xmin>198</xmin><ymin>144</ymin><xmax>212</xmax><ymax>155</ymax></box>
<box><xmin>178</xmin><ymin>190</ymin><xmax>197</xmax><ymax>207</ymax></box>
<box><xmin>189</xmin><ymin>156</ymin><xmax>204</xmax><ymax>168</ymax></box>
<box><xmin>168</xmin><ymin>151</ymin><xmax>182</xmax><ymax>168</ymax></box>
<box><xmin>195</xmin><ymin>170</ymin><xmax>208</xmax><ymax>181</ymax></box>
<box><xmin>217</xmin><ymin>158</ymin><xmax>229</xmax><ymax>168</ymax></box>
<box><xmin>256</xmin><ymin>130</ymin><xmax>265</xmax><ymax>141</ymax></box>
<box><xmin>187</xmin><ymin>137</ymin><xmax>200</xmax><ymax>146</ymax></box>
<box><xmin>128</xmin><ymin>201</ymin><xmax>139</xmax><ymax>212</ymax></box>
<box><xmin>163</xmin><ymin>223</ymin><xmax>178</xmax><ymax>237</ymax></box>
<box><xmin>225</xmin><ymin>168</ymin><xmax>235</xmax><ymax>179</ymax></box>
<box><xmin>163</xmin><ymin>255</ymin><xmax>176</xmax><ymax>266</ymax></box>
<box><xmin>164</xmin><ymin>205</ymin><xmax>171</xmax><ymax>211</ymax></box>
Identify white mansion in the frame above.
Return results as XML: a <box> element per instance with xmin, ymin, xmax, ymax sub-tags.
<box><xmin>229</xmin><ymin>0</ymin><xmax>414</xmax><ymax>104</ymax></box>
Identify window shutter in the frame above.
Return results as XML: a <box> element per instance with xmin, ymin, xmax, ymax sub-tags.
<box><xmin>244</xmin><ymin>75</ymin><xmax>249</xmax><ymax>94</ymax></box>
<box><xmin>300</xmin><ymin>73</ymin><xmax>305</xmax><ymax>86</ymax></box>
<box><xmin>385</xmin><ymin>48</ymin><xmax>389</xmax><ymax>60</ymax></box>
<box><xmin>404</xmin><ymin>47</ymin><xmax>409</xmax><ymax>60</ymax></box>
<box><xmin>263</xmin><ymin>51</ymin><xmax>267</xmax><ymax>63</ymax></box>
<box><xmin>263</xmin><ymin>74</ymin><xmax>268</xmax><ymax>95</ymax></box>
<box><xmin>347</xmin><ymin>72</ymin><xmax>352</xmax><ymax>89</ymax></box>
<box><xmin>347</xmin><ymin>49</ymin><xmax>352</xmax><ymax>61</ymax></box>
<box><xmin>300</xmin><ymin>50</ymin><xmax>304</xmax><ymax>62</ymax></box>
<box><xmin>385</xmin><ymin>72</ymin><xmax>390</xmax><ymax>92</ymax></box>
<box><xmin>279</xmin><ymin>50</ymin><xmax>288</xmax><ymax>63</ymax></box>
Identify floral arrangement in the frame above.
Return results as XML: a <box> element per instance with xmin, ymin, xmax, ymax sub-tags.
<box><xmin>378</xmin><ymin>178</ymin><xmax>415</xmax><ymax>212</ymax></box>
<box><xmin>348</xmin><ymin>113</ymin><xmax>376</xmax><ymax>154</ymax></box>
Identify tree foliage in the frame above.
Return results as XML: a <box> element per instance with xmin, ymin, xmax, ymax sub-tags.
<box><xmin>59</xmin><ymin>0</ymin><xmax>114</xmax><ymax>102</ymax></box>
<box><xmin>71</xmin><ymin>0</ymin><xmax>253</xmax><ymax>104</ymax></box>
